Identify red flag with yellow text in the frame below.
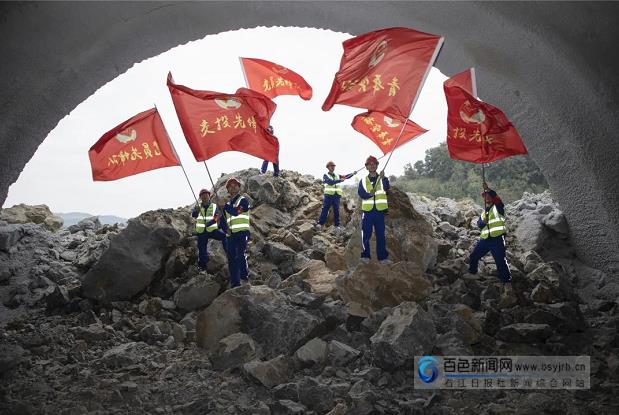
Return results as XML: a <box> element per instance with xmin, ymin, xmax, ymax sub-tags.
<box><xmin>240</xmin><ymin>57</ymin><xmax>313</xmax><ymax>100</ymax></box>
<box><xmin>88</xmin><ymin>108</ymin><xmax>180</xmax><ymax>181</ymax></box>
<box><xmin>444</xmin><ymin>69</ymin><xmax>527</xmax><ymax>163</ymax></box>
<box><xmin>352</xmin><ymin>111</ymin><xmax>428</xmax><ymax>155</ymax></box>
<box><xmin>167</xmin><ymin>73</ymin><xmax>279</xmax><ymax>163</ymax></box>
<box><xmin>322</xmin><ymin>27</ymin><xmax>444</xmax><ymax>117</ymax></box>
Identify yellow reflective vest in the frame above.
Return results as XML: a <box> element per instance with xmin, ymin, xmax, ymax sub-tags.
<box><xmin>361</xmin><ymin>175</ymin><xmax>388</xmax><ymax>212</ymax></box>
<box><xmin>480</xmin><ymin>205</ymin><xmax>506</xmax><ymax>239</ymax></box>
<box><xmin>226</xmin><ymin>196</ymin><xmax>250</xmax><ymax>233</ymax></box>
<box><xmin>324</xmin><ymin>172</ymin><xmax>343</xmax><ymax>196</ymax></box>
<box><xmin>195</xmin><ymin>203</ymin><xmax>219</xmax><ymax>234</ymax></box>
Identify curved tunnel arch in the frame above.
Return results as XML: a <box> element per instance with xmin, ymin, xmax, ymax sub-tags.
<box><xmin>1</xmin><ymin>2</ymin><xmax>618</xmax><ymax>275</ymax></box>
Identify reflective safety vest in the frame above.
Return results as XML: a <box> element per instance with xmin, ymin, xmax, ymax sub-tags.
<box><xmin>324</xmin><ymin>172</ymin><xmax>343</xmax><ymax>196</ymax></box>
<box><xmin>361</xmin><ymin>175</ymin><xmax>388</xmax><ymax>212</ymax></box>
<box><xmin>195</xmin><ymin>203</ymin><xmax>219</xmax><ymax>234</ymax></box>
<box><xmin>226</xmin><ymin>196</ymin><xmax>250</xmax><ymax>233</ymax></box>
<box><xmin>480</xmin><ymin>205</ymin><xmax>506</xmax><ymax>239</ymax></box>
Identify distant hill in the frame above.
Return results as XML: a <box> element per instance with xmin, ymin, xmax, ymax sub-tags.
<box><xmin>56</xmin><ymin>212</ymin><xmax>127</xmax><ymax>227</ymax></box>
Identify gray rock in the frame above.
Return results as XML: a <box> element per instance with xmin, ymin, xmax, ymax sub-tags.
<box><xmin>294</xmin><ymin>337</ymin><xmax>327</xmax><ymax>367</ymax></box>
<box><xmin>74</xmin><ymin>324</ymin><xmax>112</xmax><ymax>342</ymax></box>
<box><xmin>100</xmin><ymin>342</ymin><xmax>143</xmax><ymax>368</ymax></box>
<box><xmin>243</xmin><ymin>355</ymin><xmax>294</xmax><ymax>388</ymax></box>
<box><xmin>82</xmin><ymin>212</ymin><xmax>183</xmax><ymax>302</ymax></box>
<box><xmin>337</xmin><ymin>262</ymin><xmax>432</xmax><ymax>313</ymax></box>
<box><xmin>270</xmin><ymin>400</ymin><xmax>307</xmax><ymax>415</ymax></box>
<box><xmin>44</xmin><ymin>284</ymin><xmax>70</xmax><ymax>310</ymax></box>
<box><xmin>211</xmin><ymin>332</ymin><xmax>257</xmax><ymax>370</ymax></box>
<box><xmin>527</xmin><ymin>262</ymin><xmax>574</xmax><ymax>301</ymax></box>
<box><xmin>173</xmin><ymin>274</ymin><xmax>222</xmax><ymax>311</ymax></box>
<box><xmin>514</xmin><ymin>214</ymin><xmax>548</xmax><ymax>252</ymax></box>
<box><xmin>298</xmin><ymin>377</ymin><xmax>335</xmax><ymax>413</ymax></box>
<box><xmin>542</xmin><ymin>209</ymin><xmax>569</xmax><ymax>234</ymax></box>
<box><xmin>496</xmin><ymin>323</ymin><xmax>553</xmax><ymax>343</ymax></box>
<box><xmin>297</xmin><ymin>222</ymin><xmax>315</xmax><ymax>243</ymax></box>
<box><xmin>138</xmin><ymin>297</ymin><xmax>163</xmax><ymax>316</ymax></box>
<box><xmin>196</xmin><ymin>286</ymin><xmax>323</xmax><ymax>359</ymax></box>
<box><xmin>0</xmin><ymin>344</ymin><xmax>25</xmax><ymax>375</ymax></box>
<box><xmin>264</xmin><ymin>241</ymin><xmax>297</xmax><ymax>264</ymax></box>
<box><xmin>0</xmin><ymin>224</ymin><xmax>24</xmax><ymax>252</ymax></box>
<box><xmin>370</xmin><ymin>302</ymin><xmax>436</xmax><ymax>370</ymax></box>
<box><xmin>0</xmin><ymin>204</ymin><xmax>63</xmax><ymax>232</ymax></box>
<box><xmin>327</xmin><ymin>340</ymin><xmax>361</xmax><ymax>367</ymax></box>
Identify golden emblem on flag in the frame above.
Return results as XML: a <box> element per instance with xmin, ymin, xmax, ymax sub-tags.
<box><xmin>459</xmin><ymin>100</ymin><xmax>486</xmax><ymax>124</ymax></box>
<box><xmin>383</xmin><ymin>115</ymin><xmax>401</xmax><ymax>128</ymax></box>
<box><xmin>215</xmin><ymin>98</ymin><xmax>242</xmax><ymax>110</ymax></box>
<box><xmin>115</xmin><ymin>129</ymin><xmax>137</xmax><ymax>144</ymax></box>
<box><xmin>368</xmin><ymin>40</ymin><xmax>388</xmax><ymax>69</ymax></box>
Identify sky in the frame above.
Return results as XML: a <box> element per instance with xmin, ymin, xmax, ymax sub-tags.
<box><xmin>4</xmin><ymin>27</ymin><xmax>449</xmax><ymax>219</ymax></box>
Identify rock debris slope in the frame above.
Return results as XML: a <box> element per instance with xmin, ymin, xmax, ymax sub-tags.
<box><xmin>0</xmin><ymin>169</ymin><xmax>617</xmax><ymax>414</ymax></box>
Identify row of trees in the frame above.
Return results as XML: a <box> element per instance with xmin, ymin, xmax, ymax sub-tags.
<box><xmin>387</xmin><ymin>143</ymin><xmax>548</xmax><ymax>202</ymax></box>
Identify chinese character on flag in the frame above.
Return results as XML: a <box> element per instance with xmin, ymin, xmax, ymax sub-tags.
<box><xmin>240</xmin><ymin>57</ymin><xmax>313</xmax><ymax>100</ymax></box>
<box><xmin>322</xmin><ymin>27</ymin><xmax>444</xmax><ymax>117</ymax></box>
<box><xmin>88</xmin><ymin>108</ymin><xmax>180</xmax><ymax>181</ymax></box>
<box><xmin>352</xmin><ymin>111</ymin><xmax>428</xmax><ymax>154</ymax></box>
<box><xmin>444</xmin><ymin>68</ymin><xmax>528</xmax><ymax>163</ymax></box>
<box><xmin>167</xmin><ymin>73</ymin><xmax>279</xmax><ymax>163</ymax></box>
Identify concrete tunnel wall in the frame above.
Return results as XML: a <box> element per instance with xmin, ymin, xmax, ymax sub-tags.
<box><xmin>1</xmin><ymin>2</ymin><xmax>618</xmax><ymax>276</ymax></box>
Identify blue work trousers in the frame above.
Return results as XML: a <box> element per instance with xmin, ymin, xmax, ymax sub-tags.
<box><xmin>261</xmin><ymin>160</ymin><xmax>279</xmax><ymax>176</ymax></box>
<box><xmin>318</xmin><ymin>195</ymin><xmax>341</xmax><ymax>226</ymax></box>
<box><xmin>361</xmin><ymin>210</ymin><xmax>388</xmax><ymax>261</ymax></box>
<box><xmin>227</xmin><ymin>231</ymin><xmax>250</xmax><ymax>287</ymax></box>
<box><xmin>197</xmin><ymin>230</ymin><xmax>226</xmax><ymax>269</ymax></box>
<box><xmin>468</xmin><ymin>235</ymin><xmax>512</xmax><ymax>282</ymax></box>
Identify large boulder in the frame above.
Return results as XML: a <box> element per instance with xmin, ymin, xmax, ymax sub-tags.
<box><xmin>336</xmin><ymin>261</ymin><xmax>432</xmax><ymax>313</ymax></box>
<box><xmin>282</xmin><ymin>260</ymin><xmax>340</xmax><ymax>296</ymax></box>
<box><xmin>370</xmin><ymin>302</ymin><xmax>436</xmax><ymax>370</ymax></box>
<box><xmin>81</xmin><ymin>210</ymin><xmax>186</xmax><ymax>302</ymax></box>
<box><xmin>243</xmin><ymin>355</ymin><xmax>294</xmax><ymax>388</ymax></box>
<box><xmin>0</xmin><ymin>204</ymin><xmax>63</xmax><ymax>232</ymax></box>
<box><xmin>173</xmin><ymin>273</ymin><xmax>223</xmax><ymax>311</ymax></box>
<box><xmin>526</xmin><ymin>262</ymin><xmax>575</xmax><ymax>302</ymax></box>
<box><xmin>196</xmin><ymin>285</ymin><xmax>324</xmax><ymax>359</ymax></box>
<box><xmin>345</xmin><ymin>188</ymin><xmax>437</xmax><ymax>270</ymax></box>
<box><xmin>514</xmin><ymin>213</ymin><xmax>549</xmax><ymax>252</ymax></box>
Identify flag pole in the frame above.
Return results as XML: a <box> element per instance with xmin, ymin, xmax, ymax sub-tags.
<box><xmin>381</xmin><ymin>36</ymin><xmax>445</xmax><ymax>173</ymax></box>
<box><xmin>238</xmin><ymin>57</ymin><xmax>250</xmax><ymax>88</ymax></box>
<box><xmin>154</xmin><ymin>103</ymin><xmax>199</xmax><ymax>207</ymax></box>
<box><xmin>202</xmin><ymin>161</ymin><xmax>221</xmax><ymax>206</ymax></box>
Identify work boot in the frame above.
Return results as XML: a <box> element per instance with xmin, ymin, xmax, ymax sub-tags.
<box><xmin>497</xmin><ymin>284</ymin><xmax>517</xmax><ymax>309</ymax></box>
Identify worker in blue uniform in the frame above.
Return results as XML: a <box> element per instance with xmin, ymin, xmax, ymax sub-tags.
<box><xmin>260</xmin><ymin>125</ymin><xmax>280</xmax><ymax>177</ymax></box>
<box><xmin>191</xmin><ymin>189</ymin><xmax>226</xmax><ymax>272</ymax></box>
<box><xmin>317</xmin><ymin>161</ymin><xmax>354</xmax><ymax>228</ymax></box>
<box><xmin>223</xmin><ymin>177</ymin><xmax>251</xmax><ymax>288</ymax></box>
<box><xmin>468</xmin><ymin>182</ymin><xmax>515</xmax><ymax>301</ymax></box>
<box><xmin>357</xmin><ymin>156</ymin><xmax>391</xmax><ymax>265</ymax></box>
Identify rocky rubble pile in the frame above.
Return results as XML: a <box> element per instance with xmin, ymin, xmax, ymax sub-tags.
<box><xmin>0</xmin><ymin>171</ymin><xmax>618</xmax><ymax>414</ymax></box>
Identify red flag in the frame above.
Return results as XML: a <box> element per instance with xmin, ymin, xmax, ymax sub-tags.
<box><xmin>444</xmin><ymin>69</ymin><xmax>527</xmax><ymax>163</ymax></box>
<box><xmin>352</xmin><ymin>111</ymin><xmax>428</xmax><ymax>155</ymax></box>
<box><xmin>240</xmin><ymin>57</ymin><xmax>313</xmax><ymax>100</ymax></box>
<box><xmin>167</xmin><ymin>73</ymin><xmax>279</xmax><ymax>163</ymax></box>
<box><xmin>88</xmin><ymin>108</ymin><xmax>180</xmax><ymax>181</ymax></box>
<box><xmin>322</xmin><ymin>27</ymin><xmax>444</xmax><ymax>117</ymax></box>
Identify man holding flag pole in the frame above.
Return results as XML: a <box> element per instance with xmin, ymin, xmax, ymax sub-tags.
<box><xmin>443</xmin><ymin>67</ymin><xmax>528</xmax><ymax>306</ymax></box>
<box><xmin>323</xmin><ymin>26</ymin><xmax>444</xmax><ymax>265</ymax></box>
